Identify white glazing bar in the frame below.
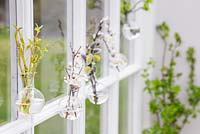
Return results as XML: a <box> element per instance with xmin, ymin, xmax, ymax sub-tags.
<box><xmin>128</xmin><ymin>40</ymin><xmax>136</xmax><ymax>134</ymax></box>
<box><xmin>0</xmin><ymin>120</ymin><xmax>32</xmax><ymax>134</ymax></box>
<box><xmin>16</xmin><ymin>0</ymin><xmax>34</xmax><ymax>98</ymax></box>
<box><xmin>127</xmin><ymin>1</ymin><xmax>136</xmax><ymax>134</ymax></box>
<box><xmin>128</xmin><ymin>0</ymin><xmax>151</xmax><ymax>134</ymax></box>
<box><xmin>9</xmin><ymin>0</ymin><xmax>18</xmax><ymax>121</ymax></box>
<box><xmin>101</xmin><ymin>0</ymin><xmax>121</xmax><ymax>134</ymax></box>
<box><xmin>66</xmin><ymin>0</ymin><xmax>86</xmax><ymax>134</ymax></box>
<box><xmin>66</xmin><ymin>0</ymin><xmax>73</xmax><ymax>133</ymax></box>
<box><xmin>16</xmin><ymin>0</ymin><xmax>34</xmax><ymax>133</ymax></box>
<box><xmin>72</xmin><ymin>0</ymin><xmax>86</xmax><ymax>133</ymax></box>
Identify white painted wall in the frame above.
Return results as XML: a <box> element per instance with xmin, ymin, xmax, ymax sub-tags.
<box><xmin>134</xmin><ymin>0</ymin><xmax>157</xmax><ymax>132</ymax></box>
<box><xmin>152</xmin><ymin>0</ymin><xmax>200</xmax><ymax>134</ymax></box>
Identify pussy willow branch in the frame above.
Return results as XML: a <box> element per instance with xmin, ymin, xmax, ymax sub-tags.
<box><xmin>102</xmin><ymin>38</ymin><xmax>120</xmax><ymax>72</ymax></box>
<box><xmin>87</xmin><ymin>19</ymin><xmax>105</xmax><ymax>94</ymax></box>
<box><xmin>58</xmin><ymin>19</ymin><xmax>65</xmax><ymax>39</ymax></box>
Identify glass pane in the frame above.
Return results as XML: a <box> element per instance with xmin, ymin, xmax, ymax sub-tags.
<box><xmin>119</xmin><ymin>9</ymin><xmax>129</xmax><ymax>133</ymax></box>
<box><xmin>119</xmin><ymin>78</ymin><xmax>129</xmax><ymax>134</ymax></box>
<box><xmin>34</xmin><ymin>0</ymin><xmax>67</xmax><ymax>133</ymax></box>
<box><xmin>35</xmin><ymin>115</ymin><xmax>66</xmax><ymax>134</ymax></box>
<box><xmin>34</xmin><ymin>0</ymin><xmax>67</xmax><ymax>101</ymax></box>
<box><xmin>86</xmin><ymin>99</ymin><xmax>100</xmax><ymax>134</ymax></box>
<box><xmin>86</xmin><ymin>0</ymin><xmax>104</xmax><ymax>133</ymax></box>
<box><xmin>0</xmin><ymin>0</ymin><xmax>11</xmax><ymax>125</ymax></box>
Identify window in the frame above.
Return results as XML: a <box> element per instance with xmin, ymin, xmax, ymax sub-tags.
<box><xmin>0</xmin><ymin>0</ymin><xmax>143</xmax><ymax>134</ymax></box>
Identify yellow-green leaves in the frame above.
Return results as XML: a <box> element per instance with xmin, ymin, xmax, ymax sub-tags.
<box><xmin>120</xmin><ymin>0</ymin><xmax>131</xmax><ymax>16</ymax></box>
<box><xmin>143</xmin><ymin>0</ymin><xmax>153</xmax><ymax>11</ymax></box>
<box><xmin>35</xmin><ymin>24</ymin><xmax>43</xmax><ymax>36</ymax></box>
<box><xmin>14</xmin><ymin>24</ymin><xmax>48</xmax><ymax>74</ymax></box>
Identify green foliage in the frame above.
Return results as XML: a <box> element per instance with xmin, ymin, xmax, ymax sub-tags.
<box><xmin>120</xmin><ymin>0</ymin><xmax>153</xmax><ymax>24</ymax></box>
<box><xmin>0</xmin><ymin>31</ymin><xmax>10</xmax><ymax>124</ymax></box>
<box><xmin>143</xmin><ymin>0</ymin><xmax>153</xmax><ymax>11</ymax></box>
<box><xmin>14</xmin><ymin>24</ymin><xmax>49</xmax><ymax>74</ymax></box>
<box><xmin>0</xmin><ymin>26</ymin><xmax>9</xmax><ymax>38</ymax></box>
<box><xmin>87</xmin><ymin>0</ymin><xmax>101</xmax><ymax>10</ymax></box>
<box><xmin>87</xmin><ymin>0</ymin><xmax>96</xmax><ymax>9</ymax></box>
<box><xmin>142</xmin><ymin>22</ymin><xmax>200</xmax><ymax>134</ymax></box>
<box><xmin>120</xmin><ymin>0</ymin><xmax>131</xmax><ymax>16</ymax></box>
<box><xmin>156</xmin><ymin>22</ymin><xmax>170</xmax><ymax>39</ymax></box>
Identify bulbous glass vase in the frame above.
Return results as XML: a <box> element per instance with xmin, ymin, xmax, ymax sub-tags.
<box><xmin>59</xmin><ymin>93</ymin><xmax>83</xmax><ymax>120</ymax></box>
<box><xmin>87</xmin><ymin>84</ymin><xmax>108</xmax><ymax>105</ymax></box>
<box><xmin>109</xmin><ymin>52</ymin><xmax>128</xmax><ymax>71</ymax></box>
<box><xmin>16</xmin><ymin>72</ymin><xmax>45</xmax><ymax>115</ymax></box>
<box><xmin>122</xmin><ymin>21</ymin><xmax>140</xmax><ymax>40</ymax></box>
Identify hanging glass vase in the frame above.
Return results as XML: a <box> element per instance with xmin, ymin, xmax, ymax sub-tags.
<box><xmin>87</xmin><ymin>83</ymin><xmax>108</xmax><ymax>105</ymax></box>
<box><xmin>122</xmin><ymin>20</ymin><xmax>141</xmax><ymax>40</ymax></box>
<box><xmin>109</xmin><ymin>52</ymin><xmax>128</xmax><ymax>71</ymax></box>
<box><xmin>59</xmin><ymin>82</ymin><xmax>83</xmax><ymax>120</ymax></box>
<box><xmin>16</xmin><ymin>72</ymin><xmax>45</xmax><ymax>115</ymax></box>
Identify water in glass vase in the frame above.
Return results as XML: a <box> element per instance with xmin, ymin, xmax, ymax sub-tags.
<box><xmin>87</xmin><ymin>84</ymin><xmax>108</xmax><ymax>105</ymax></box>
<box><xmin>59</xmin><ymin>95</ymin><xmax>83</xmax><ymax>120</ymax></box>
<box><xmin>16</xmin><ymin>72</ymin><xmax>45</xmax><ymax>115</ymax></box>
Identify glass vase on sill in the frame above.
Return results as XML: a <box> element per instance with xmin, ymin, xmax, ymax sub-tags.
<box><xmin>59</xmin><ymin>84</ymin><xmax>83</xmax><ymax>120</ymax></box>
<box><xmin>16</xmin><ymin>72</ymin><xmax>45</xmax><ymax>115</ymax></box>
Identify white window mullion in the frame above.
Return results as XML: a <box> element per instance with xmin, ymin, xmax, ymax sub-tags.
<box><xmin>66</xmin><ymin>0</ymin><xmax>73</xmax><ymax>133</ymax></box>
<box><xmin>9</xmin><ymin>0</ymin><xmax>18</xmax><ymax>121</ymax></box>
<box><xmin>128</xmin><ymin>1</ymin><xmax>146</xmax><ymax>134</ymax></box>
<box><xmin>16</xmin><ymin>0</ymin><xmax>34</xmax><ymax>133</ymax></box>
<box><xmin>127</xmin><ymin>1</ymin><xmax>136</xmax><ymax>132</ymax></box>
<box><xmin>128</xmin><ymin>42</ymin><xmax>136</xmax><ymax>134</ymax></box>
<box><xmin>66</xmin><ymin>0</ymin><xmax>86</xmax><ymax>134</ymax></box>
<box><xmin>16</xmin><ymin>0</ymin><xmax>34</xmax><ymax>94</ymax></box>
<box><xmin>101</xmin><ymin>0</ymin><xmax>121</xmax><ymax>134</ymax></box>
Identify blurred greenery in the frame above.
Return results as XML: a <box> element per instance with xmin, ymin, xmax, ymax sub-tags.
<box><xmin>0</xmin><ymin>27</ymin><xmax>10</xmax><ymax>125</ymax></box>
<box><xmin>86</xmin><ymin>99</ymin><xmax>100</xmax><ymax>134</ymax></box>
<box><xmin>142</xmin><ymin>22</ymin><xmax>200</xmax><ymax>134</ymax></box>
<box><xmin>34</xmin><ymin>38</ymin><xmax>67</xmax><ymax>134</ymax></box>
<box><xmin>119</xmin><ymin>79</ymin><xmax>128</xmax><ymax>134</ymax></box>
<box><xmin>35</xmin><ymin>115</ymin><xmax>66</xmax><ymax>134</ymax></box>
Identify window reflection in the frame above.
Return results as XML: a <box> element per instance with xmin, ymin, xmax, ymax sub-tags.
<box><xmin>34</xmin><ymin>0</ymin><xmax>67</xmax><ymax>133</ymax></box>
<box><xmin>0</xmin><ymin>0</ymin><xmax>10</xmax><ymax>125</ymax></box>
<box><xmin>34</xmin><ymin>0</ymin><xmax>67</xmax><ymax>101</ymax></box>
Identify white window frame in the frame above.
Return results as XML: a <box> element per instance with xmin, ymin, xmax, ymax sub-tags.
<box><xmin>0</xmin><ymin>0</ymin><xmax>144</xmax><ymax>134</ymax></box>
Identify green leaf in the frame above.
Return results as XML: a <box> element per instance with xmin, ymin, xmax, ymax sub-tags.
<box><xmin>172</xmin><ymin>85</ymin><xmax>180</xmax><ymax>94</ymax></box>
<box><xmin>143</xmin><ymin>3</ymin><xmax>149</xmax><ymax>11</ymax></box>
<box><xmin>174</xmin><ymin>32</ymin><xmax>182</xmax><ymax>44</ymax></box>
